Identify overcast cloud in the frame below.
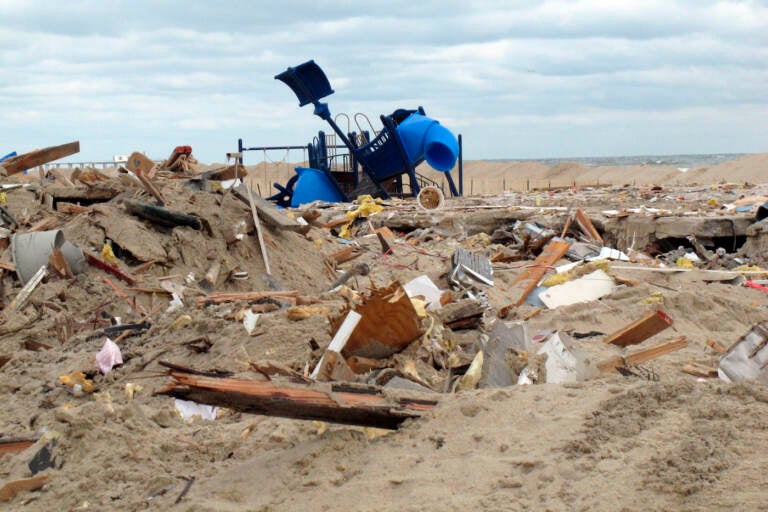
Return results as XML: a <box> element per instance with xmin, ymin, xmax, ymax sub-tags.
<box><xmin>0</xmin><ymin>0</ymin><xmax>766</xmax><ymax>163</ymax></box>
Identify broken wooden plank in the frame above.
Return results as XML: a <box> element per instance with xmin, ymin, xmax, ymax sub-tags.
<box><xmin>233</xmin><ymin>185</ymin><xmax>302</xmax><ymax>231</ymax></box>
<box><xmin>347</xmin><ymin>355</ymin><xmax>388</xmax><ymax>374</ymax></box>
<box><xmin>197</xmin><ymin>290</ymin><xmax>299</xmax><ymax>307</ymax></box>
<box><xmin>499</xmin><ymin>239</ymin><xmax>571</xmax><ymax>317</ymax></box>
<box><xmin>598</xmin><ymin>336</ymin><xmax>688</xmax><ymax>372</ymax></box>
<box><xmin>682</xmin><ymin>362</ymin><xmax>719</xmax><ymax>378</ymax></box>
<box><xmin>156</xmin><ymin>362</ymin><xmax>436</xmax><ymax>429</ymax></box>
<box><xmin>123</xmin><ymin>199</ymin><xmax>201</xmax><ymax>230</ymax></box>
<box><xmin>0</xmin><ymin>474</ymin><xmax>49</xmax><ymax>502</ymax></box>
<box><xmin>437</xmin><ymin>299</ymin><xmax>484</xmax><ymax>330</ymax></box>
<box><xmin>603</xmin><ymin>310</ymin><xmax>673</xmax><ymax>347</ymax></box>
<box><xmin>574</xmin><ymin>208</ymin><xmax>603</xmax><ymax>244</ymax></box>
<box><xmin>328</xmin><ymin>246</ymin><xmax>361</xmax><ymax>265</ymax></box>
<box><xmin>0</xmin><ymin>436</ymin><xmax>38</xmax><ymax>456</ymax></box>
<box><xmin>0</xmin><ymin>141</ymin><xmax>79</xmax><ymax>176</ymax></box>
<box><xmin>374</xmin><ymin>226</ymin><xmax>397</xmax><ymax>254</ymax></box>
<box><xmin>134</xmin><ymin>170</ymin><xmax>166</xmax><ymax>206</ymax></box>
<box><xmin>706</xmin><ymin>339</ymin><xmax>728</xmax><ymax>355</ymax></box>
<box><xmin>329</xmin><ymin>282</ymin><xmax>423</xmax><ymax>359</ymax></box>
<box><xmin>197</xmin><ymin>164</ymin><xmax>248</xmax><ymax>182</ymax></box>
<box><xmin>84</xmin><ymin>252</ymin><xmax>136</xmax><ymax>286</ymax></box>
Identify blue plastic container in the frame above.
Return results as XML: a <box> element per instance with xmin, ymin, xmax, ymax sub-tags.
<box><xmin>290</xmin><ymin>167</ymin><xmax>345</xmax><ymax>207</ymax></box>
<box><xmin>396</xmin><ymin>113</ymin><xmax>459</xmax><ymax>172</ymax></box>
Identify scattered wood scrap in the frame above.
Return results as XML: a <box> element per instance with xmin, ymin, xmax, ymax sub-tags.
<box><xmin>0</xmin><ymin>436</ymin><xmax>39</xmax><ymax>456</ymax></box>
<box><xmin>499</xmin><ymin>239</ymin><xmax>571</xmax><ymax>316</ymax></box>
<box><xmin>573</xmin><ymin>208</ymin><xmax>604</xmax><ymax>244</ymax></box>
<box><xmin>0</xmin><ymin>141</ymin><xmax>79</xmax><ymax>177</ymax></box>
<box><xmin>197</xmin><ymin>290</ymin><xmax>299</xmax><ymax>307</ymax></box>
<box><xmin>156</xmin><ymin>362</ymin><xmax>436</xmax><ymax>429</ymax></box>
<box><xmin>603</xmin><ymin>310</ymin><xmax>673</xmax><ymax>347</ymax></box>
<box><xmin>0</xmin><ymin>475</ymin><xmax>50</xmax><ymax>502</ymax></box>
<box><xmin>598</xmin><ymin>337</ymin><xmax>688</xmax><ymax>372</ymax></box>
<box><xmin>682</xmin><ymin>362</ymin><xmax>719</xmax><ymax>378</ymax></box>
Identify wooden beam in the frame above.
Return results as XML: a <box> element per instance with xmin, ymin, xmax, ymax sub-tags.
<box><xmin>233</xmin><ymin>185</ymin><xmax>302</xmax><ymax>232</ymax></box>
<box><xmin>498</xmin><ymin>239</ymin><xmax>570</xmax><ymax>317</ymax></box>
<box><xmin>603</xmin><ymin>310</ymin><xmax>673</xmax><ymax>347</ymax></box>
<box><xmin>0</xmin><ymin>141</ymin><xmax>79</xmax><ymax>176</ymax></box>
<box><xmin>156</xmin><ymin>362</ymin><xmax>436</xmax><ymax>429</ymax></box>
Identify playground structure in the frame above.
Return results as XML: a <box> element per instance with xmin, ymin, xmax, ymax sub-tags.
<box><xmin>238</xmin><ymin>60</ymin><xmax>463</xmax><ymax>207</ymax></box>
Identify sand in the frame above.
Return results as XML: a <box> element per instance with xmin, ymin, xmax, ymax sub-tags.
<box><xmin>0</xmin><ymin>154</ymin><xmax>767</xmax><ymax>510</ymax></box>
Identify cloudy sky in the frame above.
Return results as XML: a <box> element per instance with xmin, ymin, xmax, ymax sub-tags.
<box><xmin>0</xmin><ymin>0</ymin><xmax>766</xmax><ymax>163</ymax></box>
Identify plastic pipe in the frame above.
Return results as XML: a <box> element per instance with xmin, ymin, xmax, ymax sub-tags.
<box><xmin>396</xmin><ymin>113</ymin><xmax>459</xmax><ymax>172</ymax></box>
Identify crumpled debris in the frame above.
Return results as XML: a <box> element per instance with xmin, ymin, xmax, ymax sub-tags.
<box><xmin>101</xmin><ymin>242</ymin><xmax>118</xmax><ymax>264</ymax></box>
<box><xmin>340</xmin><ymin>195</ymin><xmax>383</xmax><ymax>238</ymax></box>
<box><xmin>96</xmin><ymin>338</ymin><xmax>123</xmax><ymax>374</ymax></box>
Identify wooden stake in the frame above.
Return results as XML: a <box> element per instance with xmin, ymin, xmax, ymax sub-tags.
<box><xmin>247</xmin><ymin>185</ymin><xmax>271</xmax><ymax>275</ymax></box>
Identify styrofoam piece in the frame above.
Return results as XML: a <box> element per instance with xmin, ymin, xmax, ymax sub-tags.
<box><xmin>539</xmin><ymin>269</ymin><xmax>615</xmax><ymax>309</ymax></box>
<box><xmin>174</xmin><ymin>398</ymin><xmax>217</xmax><ymax>421</ymax></box>
<box><xmin>587</xmin><ymin>247</ymin><xmax>630</xmax><ymax>262</ymax></box>
<box><xmin>243</xmin><ymin>310</ymin><xmax>261</xmax><ymax>335</ymax></box>
<box><xmin>403</xmin><ymin>275</ymin><xmax>443</xmax><ymax>310</ymax></box>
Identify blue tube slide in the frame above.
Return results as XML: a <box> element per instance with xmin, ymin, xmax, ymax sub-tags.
<box><xmin>290</xmin><ymin>167</ymin><xmax>345</xmax><ymax>207</ymax></box>
<box><xmin>396</xmin><ymin>113</ymin><xmax>459</xmax><ymax>172</ymax></box>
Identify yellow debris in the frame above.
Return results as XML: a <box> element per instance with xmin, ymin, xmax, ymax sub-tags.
<box><xmin>0</xmin><ymin>192</ymin><xmax>6</xmax><ymax>204</ymax></box>
<box><xmin>410</xmin><ymin>298</ymin><xmax>428</xmax><ymax>318</ymax></box>
<box><xmin>675</xmin><ymin>257</ymin><xmax>695</xmax><ymax>268</ymax></box>
<box><xmin>455</xmin><ymin>351</ymin><xmax>484</xmax><ymax>391</ymax></box>
<box><xmin>171</xmin><ymin>314</ymin><xmax>192</xmax><ymax>330</ymax></box>
<box><xmin>541</xmin><ymin>260</ymin><xmax>610</xmax><ymax>287</ymax></box>
<box><xmin>101</xmin><ymin>243</ymin><xmax>118</xmax><ymax>264</ymax></box>
<box><xmin>125</xmin><ymin>382</ymin><xmax>143</xmax><ymax>400</ymax></box>
<box><xmin>642</xmin><ymin>291</ymin><xmax>664</xmax><ymax>305</ymax></box>
<box><xmin>59</xmin><ymin>371</ymin><xmax>95</xmax><ymax>393</ymax></box>
<box><xmin>340</xmin><ymin>195</ymin><xmax>383</xmax><ymax>238</ymax></box>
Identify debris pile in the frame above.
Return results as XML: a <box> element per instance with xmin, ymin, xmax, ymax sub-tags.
<box><xmin>0</xmin><ymin>144</ymin><xmax>767</xmax><ymax>507</ymax></box>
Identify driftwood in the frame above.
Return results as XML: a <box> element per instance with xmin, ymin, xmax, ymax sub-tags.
<box><xmin>156</xmin><ymin>362</ymin><xmax>436</xmax><ymax>429</ymax></box>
